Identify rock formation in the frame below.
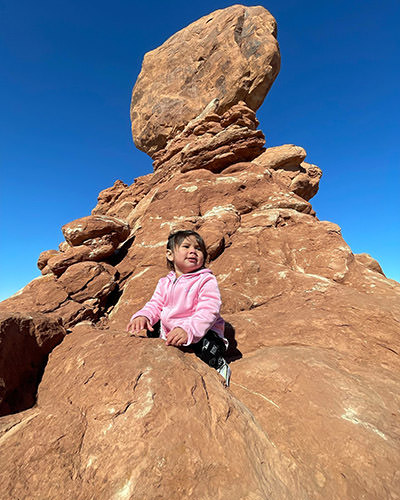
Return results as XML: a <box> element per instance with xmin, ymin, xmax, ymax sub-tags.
<box><xmin>1</xmin><ymin>5</ymin><xmax>399</xmax><ymax>500</ymax></box>
<box><xmin>131</xmin><ymin>5</ymin><xmax>280</xmax><ymax>156</ymax></box>
<box><xmin>0</xmin><ymin>312</ymin><xmax>65</xmax><ymax>416</ymax></box>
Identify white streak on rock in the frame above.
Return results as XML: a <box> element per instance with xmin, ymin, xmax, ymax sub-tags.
<box><xmin>217</xmin><ymin>273</ymin><xmax>231</xmax><ymax>282</ymax></box>
<box><xmin>305</xmin><ymin>282</ymin><xmax>330</xmax><ymax>293</ymax></box>
<box><xmin>134</xmin><ymin>389</ymin><xmax>155</xmax><ymax>419</ymax></box>
<box><xmin>175</xmin><ymin>184</ymin><xmax>198</xmax><ymax>192</ymax></box>
<box><xmin>203</xmin><ymin>204</ymin><xmax>236</xmax><ymax>218</ymax></box>
<box><xmin>232</xmin><ymin>382</ymin><xmax>280</xmax><ymax>408</ymax></box>
<box><xmin>140</xmin><ymin>240</ymin><xmax>167</xmax><ymax>248</ymax></box>
<box><xmin>0</xmin><ymin>411</ymin><xmax>39</xmax><ymax>445</ymax></box>
<box><xmin>129</xmin><ymin>268</ymin><xmax>150</xmax><ymax>282</ymax></box>
<box><xmin>341</xmin><ymin>407</ymin><xmax>387</xmax><ymax>441</ymax></box>
<box><xmin>215</xmin><ymin>176</ymin><xmax>240</xmax><ymax>183</ymax></box>
<box><xmin>114</xmin><ymin>479</ymin><xmax>133</xmax><ymax>500</ymax></box>
<box><xmin>102</xmin><ymin>422</ymin><xmax>113</xmax><ymax>435</ymax></box>
<box><xmin>86</xmin><ymin>455</ymin><xmax>96</xmax><ymax>468</ymax></box>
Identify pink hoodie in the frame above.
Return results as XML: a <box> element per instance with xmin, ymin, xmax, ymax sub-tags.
<box><xmin>130</xmin><ymin>268</ymin><xmax>225</xmax><ymax>346</ymax></box>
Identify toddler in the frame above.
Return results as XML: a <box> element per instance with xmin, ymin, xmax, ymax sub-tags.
<box><xmin>126</xmin><ymin>230</ymin><xmax>231</xmax><ymax>385</ymax></box>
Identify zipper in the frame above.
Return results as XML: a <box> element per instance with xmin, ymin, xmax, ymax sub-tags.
<box><xmin>168</xmin><ymin>269</ymin><xmax>207</xmax><ymax>303</ymax></box>
<box><xmin>170</xmin><ymin>274</ymin><xmax>182</xmax><ymax>303</ymax></box>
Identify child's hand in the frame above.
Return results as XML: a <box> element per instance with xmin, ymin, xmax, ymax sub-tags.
<box><xmin>126</xmin><ymin>316</ymin><xmax>153</xmax><ymax>336</ymax></box>
<box><xmin>166</xmin><ymin>327</ymin><xmax>188</xmax><ymax>346</ymax></box>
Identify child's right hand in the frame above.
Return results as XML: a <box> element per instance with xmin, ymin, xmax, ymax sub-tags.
<box><xmin>126</xmin><ymin>316</ymin><xmax>153</xmax><ymax>336</ymax></box>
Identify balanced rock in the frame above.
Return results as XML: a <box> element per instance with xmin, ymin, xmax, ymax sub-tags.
<box><xmin>131</xmin><ymin>5</ymin><xmax>280</xmax><ymax>156</ymax></box>
<box><xmin>37</xmin><ymin>249</ymin><xmax>59</xmax><ymax>272</ymax></box>
<box><xmin>288</xmin><ymin>162</ymin><xmax>322</xmax><ymax>200</ymax></box>
<box><xmin>253</xmin><ymin>144</ymin><xmax>307</xmax><ymax>169</ymax></box>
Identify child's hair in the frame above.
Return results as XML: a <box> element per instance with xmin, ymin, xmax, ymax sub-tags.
<box><xmin>166</xmin><ymin>230</ymin><xmax>208</xmax><ymax>271</ymax></box>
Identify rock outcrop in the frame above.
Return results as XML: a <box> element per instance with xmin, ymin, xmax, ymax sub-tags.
<box><xmin>252</xmin><ymin>144</ymin><xmax>322</xmax><ymax>201</ymax></box>
<box><xmin>1</xmin><ymin>214</ymin><xmax>128</xmax><ymax>328</ymax></box>
<box><xmin>0</xmin><ymin>312</ymin><xmax>65</xmax><ymax>416</ymax></box>
<box><xmin>1</xmin><ymin>5</ymin><xmax>399</xmax><ymax>500</ymax></box>
<box><xmin>131</xmin><ymin>5</ymin><xmax>280</xmax><ymax>156</ymax></box>
<box><xmin>152</xmin><ymin>100</ymin><xmax>266</xmax><ymax>177</ymax></box>
<box><xmin>38</xmin><ymin>215</ymin><xmax>130</xmax><ymax>277</ymax></box>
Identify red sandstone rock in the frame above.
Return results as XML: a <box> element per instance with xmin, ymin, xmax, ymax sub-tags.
<box><xmin>253</xmin><ymin>144</ymin><xmax>307</xmax><ymax>169</ymax></box>
<box><xmin>152</xmin><ymin>100</ymin><xmax>265</xmax><ymax>176</ymax></box>
<box><xmin>0</xmin><ymin>6</ymin><xmax>399</xmax><ymax>499</ymax></box>
<box><xmin>252</xmin><ymin>145</ymin><xmax>322</xmax><ymax>201</ymax></box>
<box><xmin>355</xmin><ymin>252</ymin><xmax>385</xmax><ymax>275</ymax></box>
<box><xmin>37</xmin><ymin>249</ymin><xmax>59</xmax><ymax>271</ymax></box>
<box><xmin>131</xmin><ymin>5</ymin><xmax>280</xmax><ymax>156</ymax></box>
<box><xmin>92</xmin><ymin>176</ymin><xmax>157</xmax><ymax>219</ymax></box>
<box><xmin>0</xmin><ymin>325</ymin><xmax>305</xmax><ymax>499</ymax></box>
<box><xmin>57</xmin><ymin>261</ymin><xmax>117</xmax><ymax>304</ymax></box>
<box><xmin>289</xmin><ymin>161</ymin><xmax>322</xmax><ymax>200</ymax></box>
<box><xmin>47</xmin><ymin>246</ymin><xmax>93</xmax><ymax>276</ymax></box>
<box><xmin>41</xmin><ymin>215</ymin><xmax>130</xmax><ymax>277</ymax></box>
<box><xmin>0</xmin><ymin>312</ymin><xmax>65</xmax><ymax>416</ymax></box>
<box><xmin>0</xmin><ymin>262</ymin><xmax>118</xmax><ymax>328</ymax></box>
<box><xmin>62</xmin><ymin>214</ymin><xmax>130</xmax><ymax>246</ymax></box>
<box><xmin>58</xmin><ymin>241</ymin><xmax>70</xmax><ymax>252</ymax></box>
<box><xmin>47</xmin><ymin>236</ymin><xmax>121</xmax><ymax>277</ymax></box>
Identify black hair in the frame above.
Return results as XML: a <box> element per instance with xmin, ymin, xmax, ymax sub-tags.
<box><xmin>166</xmin><ymin>230</ymin><xmax>208</xmax><ymax>271</ymax></box>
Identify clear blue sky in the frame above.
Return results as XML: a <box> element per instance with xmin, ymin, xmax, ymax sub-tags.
<box><xmin>1</xmin><ymin>0</ymin><xmax>399</xmax><ymax>301</ymax></box>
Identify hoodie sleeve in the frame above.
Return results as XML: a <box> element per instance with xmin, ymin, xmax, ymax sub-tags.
<box><xmin>176</xmin><ymin>275</ymin><xmax>222</xmax><ymax>345</ymax></box>
<box><xmin>130</xmin><ymin>277</ymin><xmax>166</xmax><ymax>326</ymax></box>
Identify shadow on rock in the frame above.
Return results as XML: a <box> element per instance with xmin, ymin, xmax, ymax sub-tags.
<box><xmin>224</xmin><ymin>321</ymin><xmax>242</xmax><ymax>362</ymax></box>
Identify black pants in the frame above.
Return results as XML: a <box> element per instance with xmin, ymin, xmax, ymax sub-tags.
<box><xmin>147</xmin><ymin>322</ymin><xmax>227</xmax><ymax>369</ymax></box>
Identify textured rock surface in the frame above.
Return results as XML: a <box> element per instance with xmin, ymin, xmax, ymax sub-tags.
<box><xmin>62</xmin><ymin>215</ymin><xmax>130</xmax><ymax>246</ymax></box>
<box><xmin>355</xmin><ymin>252</ymin><xmax>385</xmax><ymax>275</ymax></box>
<box><xmin>0</xmin><ymin>262</ymin><xmax>118</xmax><ymax>328</ymax></box>
<box><xmin>0</xmin><ymin>312</ymin><xmax>65</xmax><ymax>416</ymax></box>
<box><xmin>1</xmin><ymin>4</ymin><xmax>400</xmax><ymax>499</ymax></box>
<box><xmin>253</xmin><ymin>144</ymin><xmax>307</xmax><ymax>169</ymax></box>
<box><xmin>37</xmin><ymin>249</ymin><xmax>59</xmax><ymax>274</ymax></box>
<box><xmin>0</xmin><ymin>325</ymin><xmax>306</xmax><ymax>500</ymax></box>
<box><xmin>37</xmin><ymin>215</ymin><xmax>130</xmax><ymax>278</ymax></box>
<box><xmin>252</xmin><ymin>145</ymin><xmax>322</xmax><ymax>201</ymax></box>
<box><xmin>152</xmin><ymin>100</ymin><xmax>266</xmax><ymax>176</ymax></box>
<box><xmin>131</xmin><ymin>5</ymin><xmax>280</xmax><ymax>156</ymax></box>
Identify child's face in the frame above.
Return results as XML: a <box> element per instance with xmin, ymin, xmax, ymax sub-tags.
<box><xmin>166</xmin><ymin>236</ymin><xmax>205</xmax><ymax>276</ymax></box>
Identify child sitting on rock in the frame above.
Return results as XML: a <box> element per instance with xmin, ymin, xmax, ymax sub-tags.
<box><xmin>126</xmin><ymin>230</ymin><xmax>231</xmax><ymax>385</ymax></box>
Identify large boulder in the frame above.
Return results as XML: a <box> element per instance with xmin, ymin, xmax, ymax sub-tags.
<box><xmin>62</xmin><ymin>214</ymin><xmax>130</xmax><ymax>246</ymax></box>
<box><xmin>0</xmin><ymin>325</ymin><xmax>305</xmax><ymax>499</ymax></box>
<box><xmin>131</xmin><ymin>5</ymin><xmax>280</xmax><ymax>156</ymax></box>
<box><xmin>355</xmin><ymin>252</ymin><xmax>385</xmax><ymax>275</ymax></box>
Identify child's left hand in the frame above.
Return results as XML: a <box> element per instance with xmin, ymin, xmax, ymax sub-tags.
<box><xmin>166</xmin><ymin>327</ymin><xmax>188</xmax><ymax>346</ymax></box>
